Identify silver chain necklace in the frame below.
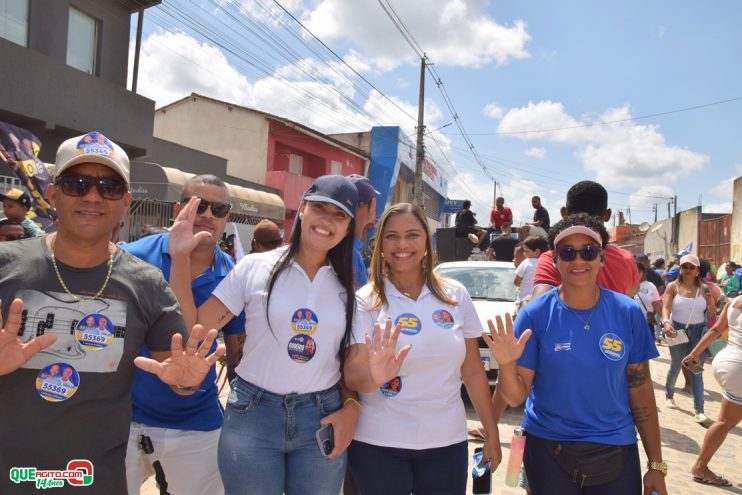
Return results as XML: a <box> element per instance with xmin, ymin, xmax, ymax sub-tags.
<box><xmin>561</xmin><ymin>287</ymin><xmax>600</xmax><ymax>331</ymax></box>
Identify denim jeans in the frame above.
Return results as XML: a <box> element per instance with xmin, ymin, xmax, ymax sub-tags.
<box><xmin>218</xmin><ymin>378</ymin><xmax>346</xmax><ymax>495</ymax></box>
<box><xmin>665</xmin><ymin>321</ymin><xmax>707</xmax><ymax>413</ymax></box>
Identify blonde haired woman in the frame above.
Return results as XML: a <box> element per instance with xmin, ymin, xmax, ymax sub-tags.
<box><xmin>344</xmin><ymin>202</ymin><xmax>500</xmax><ymax>494</ymax></box>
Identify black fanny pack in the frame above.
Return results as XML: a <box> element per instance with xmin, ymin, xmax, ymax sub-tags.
<box><xmin>548</xmin><ymin>441</ymin><xmax>626</xmax><ymax>487</ymax></box>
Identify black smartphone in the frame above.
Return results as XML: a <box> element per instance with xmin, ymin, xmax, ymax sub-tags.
<box><xmin>315</xmin><ymin>424</ymin><xmax>334</xmax><ymax>457</ymax></box>
<box><xmin>472</xmin><ymin>447</ymin><xmax>492</xmax><ymax>494</ymax></box>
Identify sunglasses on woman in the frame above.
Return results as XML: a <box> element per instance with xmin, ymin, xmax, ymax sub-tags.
<box><xmin>556</xmin><ymin>244</ymin><xmax>601</xmax><ymax>262</ymax></box>
<box><xmin>680</xmin><ymin>264</ymin><xmax>697</xmax><ymax>270</ymax></box>
<box><xmin>56</xmin><ymin>174</ymin><xmax>128</xmax><ymax>200</ymax></box>
<box><xmin>184</xmin><ymin>196</ymin><xmax>231</xmax><ymax>218</ymax></box>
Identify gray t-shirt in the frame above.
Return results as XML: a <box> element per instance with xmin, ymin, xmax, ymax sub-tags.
<box><xmin>0</xmin><ymin>237</ymin><xmax>185</xmax><ymax>494</ymax></box>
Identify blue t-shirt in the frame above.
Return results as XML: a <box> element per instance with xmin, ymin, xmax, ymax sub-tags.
<box><xmin>353</xmin><ymin>237</ymin><xmax>368</xmax><ymax>289</ymax></box>
<box><xmin>123</xmin><ymin>233</ymin><xmax>246</xmax><ymax>431</ymax></box>
<box><xmin>515</xmin><ymin>288</ymin><xmax>659</xmax><ymax>445</ymax></box>
<box><xmin>665</xmin><ymin>265</ymin><xmax>679</xmax><ymax>282</ymax></box>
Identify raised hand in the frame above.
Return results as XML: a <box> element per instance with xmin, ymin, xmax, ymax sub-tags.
<box><xmin>134</xmin><ymin>324</ymin><xmax>226</xmax><ymax>387</ymax></box>
<box><xmin>168</xmin><ymin>197</ymin><xmax>212</xmax><ymax>258</ymax></box>
<box><xmin>0</xmin><ymin>299</ymin><xmax>57</xmax><ymax>376</ymax></box>
<box><xmin>481</xmin><ymin>313</ymin><xmax>531</xmax><ymax>367</ymax></box>
<box><xmin>365</xmin><ymin>319</ymin><xmax>411</xmax><ymax>387</ymax></box>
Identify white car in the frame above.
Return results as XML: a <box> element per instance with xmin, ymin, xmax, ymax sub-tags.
<box><xmin>434</xmin><ymin>260</ymin><xmax>517</xmax><ymax>385</ymax></box>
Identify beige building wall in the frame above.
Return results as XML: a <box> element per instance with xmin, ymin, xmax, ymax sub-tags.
<box><xmin>677</xmin><ymin>207</ymin><xmax>701</xmax><ymax>256</ymax></box>
<box><xmin>154</xmin><ymin>96</ymin><xmax>269</xmax><ymax>184</ymax></box>
<box><xmin>643</xmin><ymin>218</ymin><xmax>673</xmax><ymax>260</ymax></box>
<box><xmin>732</xmin><ymin>177</ymin><xmax>742</xmax><ymax>262</ymax></box>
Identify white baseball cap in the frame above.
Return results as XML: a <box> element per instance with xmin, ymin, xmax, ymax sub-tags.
<box><xmin>54</xmin><ymin>131</ymin><xmax>130</xmax><ymax>184</ymax></box>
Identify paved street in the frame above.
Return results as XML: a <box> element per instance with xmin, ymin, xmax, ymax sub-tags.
<box><xmin>143</xmin><ymin>342</ymin><xmax>741</xmax><ymax>494</ymax></box>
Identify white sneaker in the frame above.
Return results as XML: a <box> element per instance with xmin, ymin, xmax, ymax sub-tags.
<box><xmin>664</xmin><ymin>398</ymin><xmax>677</xmax><ymax>409</ymax></box>
<box><xmin>468</xmin><ymin>233</ymin><xmax>479</xmax><ymax>244</ymax></box>
<box><xmin>694</xmin><ymin>413</ymin><xmax>712</xmax><ymax>425</ymax></box>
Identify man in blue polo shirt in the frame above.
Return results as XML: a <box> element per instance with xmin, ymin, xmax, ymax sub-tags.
<box><xmin>348</xmin><ymin>174</ymin><xmax>379</xmax><ymax>289</ymax></box>
<box><xmin>123</xmin><ymin>175</ymin><xmax>246</xmax><ymax>494</ymax></box>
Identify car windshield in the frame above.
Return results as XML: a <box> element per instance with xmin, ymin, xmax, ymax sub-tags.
<box><xmin>437</xmin><ymin>265</ymin><xmax>517</xmax><ymax>301</ymax></box>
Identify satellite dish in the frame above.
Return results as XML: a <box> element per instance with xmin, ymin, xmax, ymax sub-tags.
<box><xmin>639</xmin><ymin>222</ymin><xmax>650</xmax><ymax>232</ymax></box>
<box><xmin>649</xmin><ymin>224</ymin><xmax>663</xmax><ymax>233</ymax></box>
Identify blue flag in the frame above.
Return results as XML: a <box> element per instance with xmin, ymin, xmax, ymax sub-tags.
<box><xmin>676</xmin><ymin>242</ymin><xmax>693</xmax><ymax>257</ymax></box>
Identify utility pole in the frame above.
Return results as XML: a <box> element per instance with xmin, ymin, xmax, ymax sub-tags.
<box><xmin>653</xmin><ymin>203</ymin><xmax>657</xmax><ymax>222</ymax></box>
<box><xmin>493</xmin><ymin>181</ymin><xmax>497</xmax><ymax>207</ymax></box>
<box><xmin>414</xmin><ymin>55</ymin><xmax>426</xmax><ymax>208</ymax></box>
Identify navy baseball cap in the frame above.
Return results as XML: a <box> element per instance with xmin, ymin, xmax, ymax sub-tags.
<box><xmin>303</xmin><ymin>175</ymin><xmax>358</xmax><ymax>218</ymax></box>
<box><xmin>347</xmin><ymin>174</ymin><xmax>380</xmax><ymax>204</ymax></box>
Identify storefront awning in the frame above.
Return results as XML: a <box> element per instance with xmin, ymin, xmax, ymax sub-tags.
<box><xmin>130</xmin><ymin>161</ymin><xmax>285</xmax><ymax>221</ymax></box>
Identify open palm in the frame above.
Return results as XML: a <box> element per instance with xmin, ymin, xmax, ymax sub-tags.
<box><xmin>0</xmin><ymin>299</ymin><xmax>57</xmax><ymax>376</ymax></box>
<box><xmin>365</xmin><ymin>319</ymin><xmax>411</xmax><ymax>387</ymax></box>
<box><xmin>168</xmin><ymin>197</ymin><xmax>212</xmax><ymax>258</ymax></box>
<box><xmin>135</xmin><ymin>324</ymin><xmax>225</xmax><ymax>387</ymax></box>
<box><xmin>481</xmin><ymin>313</ymin><xmax>531</xmax><ymax>367</ymax></box>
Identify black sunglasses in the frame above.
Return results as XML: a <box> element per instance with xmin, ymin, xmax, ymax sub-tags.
<box><xmin>184</xmin><ymin>196</ymin><xmax>231</xmax><ymax>218</ymax></box>
<box><xmin>680</xmin><ymin>264</ymin><xmax>697</xmax><ymax>270</ymax></box>
<box><xmin>56</xmin><ymin>174</ymin><xmax>128</xmax><ymax>200</ymax></box>
<box><xmin>556</xmin><ymin>244</ymin><xmax>601</xmax><ymax>262</ymax></box>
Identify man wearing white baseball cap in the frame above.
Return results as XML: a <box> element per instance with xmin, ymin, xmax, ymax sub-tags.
<box><xmin>0</xmin><ymin>131</ymin><xmax>223</xmax><ymax>494</ymax></box>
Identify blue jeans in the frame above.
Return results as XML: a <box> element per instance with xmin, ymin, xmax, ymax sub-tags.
<box><xmin>218</xmin><ymin>378</ymin><xmax>346</xmax><ymax>495</ymax></box>
<box><xmin>349</xmin><ymin>440</ymin><xmax>468</xmax><ymax>495</ymax></box>
<box><xmin>665</xmin><ymin>321</ymin><xmax>707</xmax><ymax>413</ymax></box>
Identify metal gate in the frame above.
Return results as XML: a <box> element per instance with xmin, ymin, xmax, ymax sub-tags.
<box><xmin>698</xmin><ymin>215</ymin><xmax>731</xmax><ymax>266</ymax></box>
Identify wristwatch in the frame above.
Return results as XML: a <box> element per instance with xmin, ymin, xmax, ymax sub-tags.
<box><xmin>647</xmin><ymin>460</ymin><xmax>668</xmax><ymax>476</ymax></box>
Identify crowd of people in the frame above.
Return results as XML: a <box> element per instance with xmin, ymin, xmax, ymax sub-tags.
<box><xmin>0</xmin><ymin>133</ymin><xmax>739</xmax><ymax>494</ymax></box>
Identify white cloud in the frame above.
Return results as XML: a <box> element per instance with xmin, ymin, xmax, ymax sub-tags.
<box><xmin>129</xmin><ymin>31</ymin><xmax>254</xmax><ymax>108</ymax></box>
<box><xmin>709</xmin><ymin>165</ymin><xmax>742</xmax><ymax>198</ymax></box>
<box><xmin>497</xmin><ymin>101</ymin><xmax>709</xmax><ymax>187</ymax></box>
<box><xmin>703</xmin><ymin>201</ymin><xmax>732</xmax><ymax>213</ymax></box>
<box><xmin>524</xmin><ymin>147</ymin><xmax>546</xmax><ymax>159</ymax></box>
<box><xmin>301</xmin><ymin>0</ymin><xmax>531</xmax><ymax>69</ymax></box>
<box><xmin>131</xmin><ymin>31</ymin><xmax>442</xmax><ymax>135</ymax></box>
<box><xmin>483</xmin><ymin>102</ymin><xmax>504</xmax><ymax>120</ymax></box>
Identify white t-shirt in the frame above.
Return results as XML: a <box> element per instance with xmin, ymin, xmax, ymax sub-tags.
<box><xmin>213</xmin><ymin>247</ymin><xmax>348</xmax><ymax>394</ymax></box>
<box><xmin>352</xmin><ymin>278</ymin><xmax>481</xmax><ymax>449</ymax></box>
<box><xmin>515</xmin><ymin>257</ymin><xmax>539</xmax><ymax>299</ymax></box>
<box><xmin>634</xmin><ymin>280</ymin><xmax>660</xmax><ymax>313</ymax></box>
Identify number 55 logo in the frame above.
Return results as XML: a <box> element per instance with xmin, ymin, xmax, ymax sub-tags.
<box><xmin>599</xmin><ymin>334</ymin><xmax>625</xmax><ymax>361</ymax></box>
<box><xmin>395</xmin><ymin>313</ymin><xmax>422</xmax><ymax>336</ymax></box>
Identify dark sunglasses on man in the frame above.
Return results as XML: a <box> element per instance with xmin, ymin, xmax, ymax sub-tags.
<box><xmin>56</xmin><ymin>174</ymin><xmax>128</xmax><ymax>200</ymax></box>
<box><xmin>183</xmin><ymin>196</ymin><xmax>231</xmax><ymax>218</ymax></box>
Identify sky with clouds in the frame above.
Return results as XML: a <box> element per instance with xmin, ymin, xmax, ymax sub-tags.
<box><xmin>129</xmin><ymin>0</ymin><xmax>742</xmax><ymax>226</ymax></box>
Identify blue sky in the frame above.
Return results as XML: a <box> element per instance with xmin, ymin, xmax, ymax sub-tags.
<box><xmin>130</xmin><ymin>0</ymin><xmax>742</xmax><ymax>226</ymax></box>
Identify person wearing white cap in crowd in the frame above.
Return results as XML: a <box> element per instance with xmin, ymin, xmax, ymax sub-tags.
<box><xmin>167</xmin><ymin>175</ymin><xmax>369</xmax><ymax>494</ymax></box>
<box><xmin>0</xmin><ymin>131</ymin><xmax>223</xmax><ymax>494</ymax></box>
<box><xmin>660</xmin><ymin>253</ymin><xmax>718</xmax><ymax>424</ymax></box>
<box><xmin>485</xmin><ymin>213</ymin><xmax>667</xmax><ymax>495</ymax></box>
<box><xmin>347</xmin><ymin>174</ymin><xmax>379</xmax><ymax>289</ymax></box>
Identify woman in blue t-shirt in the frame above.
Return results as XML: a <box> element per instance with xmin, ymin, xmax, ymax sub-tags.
<box><xmin>484</xmin><ymin>214</ymin><xmax>668</xmax><ymax>495</ymax></box>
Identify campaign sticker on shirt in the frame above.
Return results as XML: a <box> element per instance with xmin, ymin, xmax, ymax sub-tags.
<box><xmin>395</xmin><ymin>313</ymin><xmax>421</xmax><ymax>336</ymax></box>
<box><xmin>36</xmin><ymin>363</ymin><xmax>80</xmax><ymax>402</ymax></box>
<box><xmin>599</xmin><ymin>333</ymin><xmax>626</xmax><ymax>361</ymax></box>
<box><xmin>287</xmin><ymin>335</ymin><xmax>317</xmax><ymax>363</ymax></box>
<box><xmin>432</xmin><ymin>309</ymin><xmax>455</xmax><ymax>329</ymax></box>
<box><xmin>379</xmin><ymin>376</ymin><xmax>402</xmax><ymax>397</ymax></box>
<box><xmin>291</xmin><ymin>308</ymin><xmax>319</xmax><ymax>335</ymax></box>
<box><xmin>75</xmin><ymin>313</ymin><xmax>114</xmax><ymax>350</ymax></box>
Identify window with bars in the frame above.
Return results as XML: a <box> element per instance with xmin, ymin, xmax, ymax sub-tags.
<box><xmin>0</xmin><ymin>0</ymin><xmax>27</xmax><ymax>46</ymax></box>
<box><xmin>288</xmin><ymin>154</ymin><xmax>303</xmax><ymax>175</ymax></box>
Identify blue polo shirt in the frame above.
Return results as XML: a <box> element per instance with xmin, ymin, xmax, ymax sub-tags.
<box><xmin>123</xmin><ymin>233</ymin><xmax>246</xmax><ymax>431</ymax></box>
<box><xmin>353</xmin><ymin>237</ymin><xmax>368</xmax><ymax>289</ymax></box>
<box><xmin>515</xmin><ymin>288</ymin><xmax>658</xmax><ymax>445</ymax></box>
